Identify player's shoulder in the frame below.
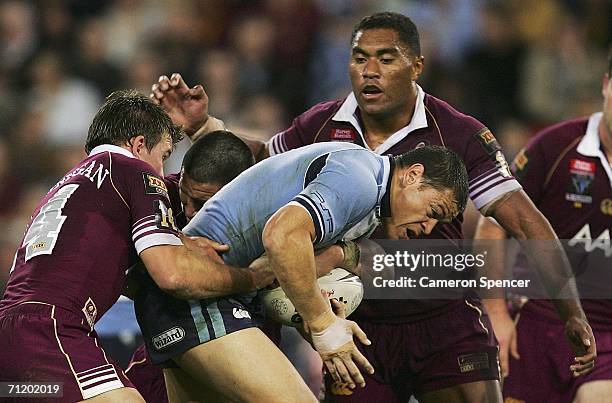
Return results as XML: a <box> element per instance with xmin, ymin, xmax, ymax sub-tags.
<box><xmin>296</xmin><ymin>99</ymin><xmax>344</xmax><ymax>125</ymax></box>
<box><xmin>424</xmin><ymin>93</ymin><xmax>484</xmax><ymax>135</ymax></box>
<box><xmin>528</xmin><ymin>117</ymin><xmax>588</xmax><ymax>151</ymax></box>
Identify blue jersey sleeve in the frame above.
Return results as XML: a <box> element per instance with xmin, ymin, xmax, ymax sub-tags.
<box><xmin>291</xmin><ymin>153</ymin><xmax>380</xmax><ymax>246</ymax></box>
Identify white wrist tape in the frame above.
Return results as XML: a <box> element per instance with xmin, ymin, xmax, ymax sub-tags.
<box><xmin>311</xmin><ymin>316</ymin><xmax>352</xmax><ymax>353</ymax></box>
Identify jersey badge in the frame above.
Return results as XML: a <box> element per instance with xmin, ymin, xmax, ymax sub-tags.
<box><xmin>566</xmin><ymin>159</ymin><xmax>596</xmax><ymax>206</ymax></box>
<box><xmin>474</xmin><ymin>128</ymin><xmax>501</xmax><ymax>155</ymax></box>
<box><xmin>81</xmin><ymin>297</ymin><xmax>97</xmax><ymax>330</ymax></box>
<box><xmin>601</xmin><ymin>199</ymin><xmax>612</xmax><ymax>216</ymax></box>
<box><xmin>142</xmin><ymin>173</ymin><xmax>168</xmax><ymax>199</ymax></box>
<box><xmin>329</xmin><ymin>381</ymin><xmax>354</xmax><ymax>396</ymax></box>
<box><xmin>457</xmin><ymin>352</ymin><xmax>490</xmax><ymax>373</ymax></box>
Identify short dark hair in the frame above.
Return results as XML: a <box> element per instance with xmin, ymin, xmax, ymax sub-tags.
<box><xmin>351</xmin><ymin>12</ymin><xmax>421</xmax><ymax>57</ymax></box>
<box><xmin>182</xmin><ymin>130</ymin><xmax>255</xmax><ymax>186</ymax></box>
<box><xmin>85</xmin><ymin>90</ymin><xmax>183</xmax><ymax>154</ymax></box>
<box><xmin>395</xmin><ymin>145</ymin><xmax>469</xmax><ymax>213</ymax></box>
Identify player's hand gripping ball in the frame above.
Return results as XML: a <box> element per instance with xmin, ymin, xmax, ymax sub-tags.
<box><xmin>260</xmin><ymin>268</ymin><xmax>363</xmax><ymax>327</ymax></box>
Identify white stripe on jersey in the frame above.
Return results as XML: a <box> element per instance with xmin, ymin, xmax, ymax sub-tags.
<box><xmin>134</xmin><ymin>233</ymin><xmax>182</xmax><ymax>255</ymax></box>
<box><xmin>471</xmin><ymin>179</ymin><xmax>522</xmax><ymax>210</ymax></box>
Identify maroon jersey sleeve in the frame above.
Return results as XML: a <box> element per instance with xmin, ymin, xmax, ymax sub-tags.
<box><xmin>268</xmin><ymin>101</ymin><xmax>341</xmax><ymax>155</ymax></box>
<box><xmin>112</xmin><ymin>157</ymin><xmax>182</xmax><ymax>254</ymax></box>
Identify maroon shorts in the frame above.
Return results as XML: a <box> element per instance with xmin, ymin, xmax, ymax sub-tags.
<box><xmin>125</xmin><ymin>344</ymin><xmax>168</xmax><ymax>403</ymax></box>
<box><xmin>0</xmin><ymin>302</ymin><xmax>134</xmax><ymax>402</ymax></box>
<box><xmin>325</xmin><ymin>299</ymin><xmax>500</xmax><ymax>402</ymax></box>
<box><xmin>504</xmin><ymin>303</ymin><xmax>612</xmax><ymax>403</ymax></box>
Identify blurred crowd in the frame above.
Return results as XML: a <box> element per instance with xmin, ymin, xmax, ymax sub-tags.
<box><xmin>0</xmin><ymin>0</ymin><xmax>610</xmax><ymax>288</ymax></box>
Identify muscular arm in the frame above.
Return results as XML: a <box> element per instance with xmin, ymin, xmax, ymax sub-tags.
<box><xmin>487</xmin><ymin>190</ymin><xmax>584</xmax><ymax>320</ymax></box>
<box><xmin>262</xmin><ymin>205</ymin><xmax>332</xmax><ymax>328</ymax></box>
<box><xmin>487</xmin><ymin>190</ymin><xmax>595</xmax><ymax>375</ymax></box>
<box><xmin>140</xmin><ymin>244</ymin><xmax>264</xmax><ymax>300</ymax></box>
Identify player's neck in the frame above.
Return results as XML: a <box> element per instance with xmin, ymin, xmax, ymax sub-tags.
<box><xmin>361</xmin><ymin>104</ymin><xmax>415</xmax><ymax>150</ymax></box>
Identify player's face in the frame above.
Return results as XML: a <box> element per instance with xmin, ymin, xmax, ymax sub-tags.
<box><xmin>179</xmin><ymin>172</ymin><xmax>222</xmax><ymax>220</ymax></box>
<box><xmin>349</xmin><ymin>28</ymin><xmax>423</xmax><ymax>119</ymax></box>
<box><xmin>138</xmin><ymin>133</ymin><xmax>172</xmax><ymax>176</ymax></box>
<box><xmin>389</xmin><ymin>175</ymin><xmax>458</xmax><ymax>239</ymax></box>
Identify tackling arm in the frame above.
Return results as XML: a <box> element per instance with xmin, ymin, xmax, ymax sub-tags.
<box><xmin>140</xmin><ymin>243</ymin><xmax>272</xmax><ymax>300</ymax></box>
<box><xmin>487</xmin><ymin>190</ymin><xmax>596</xmax><ymax>375</ymax></box>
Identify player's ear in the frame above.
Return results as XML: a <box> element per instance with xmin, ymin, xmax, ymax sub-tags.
<box><xmin>401</xmin><ymin>163</ymin><xmax>424</xmax><ymax>188</ymax></box>
<box><xmin>411</xmin><ymin>55</ymin><xmax>424</xmax><ymax>81</ymax></box>
<box><xmin>127</xmin><ymin>135</ymin><xmax>146</xmax><ymax>156</ymax></box>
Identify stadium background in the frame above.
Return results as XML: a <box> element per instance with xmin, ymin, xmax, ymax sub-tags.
<box><xmin>0</xmin><ymin>0</ymin><xmax>610</xmax><ymax>395</ymax></box>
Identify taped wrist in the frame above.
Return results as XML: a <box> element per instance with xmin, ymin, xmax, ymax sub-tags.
<box><xmin>311</xmin><ymin>315</ymin><xmax>352</xmax><ymax>353</ymax></box>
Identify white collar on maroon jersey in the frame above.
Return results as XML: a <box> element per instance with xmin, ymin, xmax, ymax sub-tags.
<box><xmin>88</xmin><ymin>144</ymin><xmax>135</xmax><ymax>159</ymax></box>
<box><xmin>332</xmin><ymin>84</ymin><xmax>428</xmax><ymax>155</ymax></box>
<box><xmin>578</xmin><ymin>112</ymin><xmax>612</xmax><ymax>187</ymax></box>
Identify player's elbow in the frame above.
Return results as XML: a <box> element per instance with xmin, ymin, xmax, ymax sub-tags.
<box><xmin>262</xmin><ymin>215</ymin><xmax>288</xmax><ymax>254</ymax></box>
<box><xmin>153</xmin><ymin>268</ymin><xmax>186</xmax><ymax>295</ymax></box>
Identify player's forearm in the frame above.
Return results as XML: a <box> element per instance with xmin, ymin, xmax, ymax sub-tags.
<box><xmin>314</xmin><ymin>244</ymin><xmax>355</xmax><ymax>277</ymax></box>
<box><xmin>264</xmin><ymin>230</ymin><xmax>331</xmax><ymax>328</ymax></box>
<box><xmin>504</xmin><ymin>211</ymin><xmax>585</xmax><ymax>321</ymax></box>
<box><xmin>189</xmin><ymin>115</ymin><xmax>269</xmax><ymax>161</ymax></box>
<box><xmin>168</xmin><ymin>248</ymin><xmax>254</xmax><ymax>300</ymax></box>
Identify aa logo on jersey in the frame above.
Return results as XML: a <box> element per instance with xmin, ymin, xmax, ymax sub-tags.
<box><xmin>142</xmin><ymin>173</ymin><xmax>168</xmax><ymax>198</ymax></box>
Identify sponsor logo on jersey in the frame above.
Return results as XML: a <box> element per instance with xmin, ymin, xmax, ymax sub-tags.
<box><xmin>232</xmin><ymin>308</ymin><xmax>251</xmax><ymax>319</ymax></box>
<box><xmin>81</xmin><ymin>297</ymin><xmax>97</xmax><ymax>330</ymax></box>
<box><xmin>601</xmin><ymin>199</ymin><xmax>612</xmax><ymax>216</ymax></box>
<box><xmin>143</xmin><ymin>173</ymin><xmax>169</xmax><ymax>198</ymax></box>
<box><xmin>330</xmin><ymin>128</ymin><xmax>357</xmax><ymax>141</ymax></box>
<box><xmin>457</xmin><ymin>352</ymin><xmax>490</xmax><ymax>373</ymax></box>
<box><xmin>566</xmin><ymin>159</ymin><xmax>596</xmax><ymax>206</ymax></box>
<box><xmin>474</xmin><ymin>128</ymin><xmax>501</xmax><ymax>155</ymax></box>
<box><xmin>152</xmin><ymin>326</ymin><xmax>185</xmax><ymax>350</ymax></box>
<box><xmin>569</xmin><ymin>223</ymin><xmax>611</xmax><ymax>257</ymax></box>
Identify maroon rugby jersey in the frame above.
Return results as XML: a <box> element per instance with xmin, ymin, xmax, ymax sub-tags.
<box><xmin>268</xmin><ymin>86</ymin><xmax>521</xmax><ymax>320</ymax></box>
<box><xmin>511</xmin><ymin>113</ymin><xmax>612</xmax><ymax>328</ymax></box>
<box><xmin>0</xmin><ymin>145</ymin><xmax>182</xmax><ymax>326</ymax></box>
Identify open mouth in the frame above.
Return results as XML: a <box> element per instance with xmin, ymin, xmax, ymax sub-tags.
<box><xmin>362</xmin><ymin>85</ymin><xmax>383</xmax><ymax>99</ymax></box>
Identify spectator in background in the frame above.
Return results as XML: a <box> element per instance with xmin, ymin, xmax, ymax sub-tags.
<box><xmin>72</xmin><ymin>18</ymin><xmax>122</xmax><ymax>97</ymax></box>
<box><xmin>518</xmin><ymin>1</ymin><xmax>606</xmax><ymax>124</ymax></box>
<box><xmin>0</xmin><ymin>1</ymin><xmax>37</xmax><ymax>75</ymax></box>
<box><xmin>27</xmin><ymin>50</ymin><xmax>101</xmax><ymax>145</ymax></box>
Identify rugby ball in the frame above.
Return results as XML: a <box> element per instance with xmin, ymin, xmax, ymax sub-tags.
<box><xmin>260</xmin><ymin>268</ymin><xmax>363</xmax><ymax>327</ymax></box>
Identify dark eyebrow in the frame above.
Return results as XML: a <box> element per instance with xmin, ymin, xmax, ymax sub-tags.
<box><xmin>352</xmin><ymin>47</ymin><xmax>401</xmax><ymax>57</ymax></box>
